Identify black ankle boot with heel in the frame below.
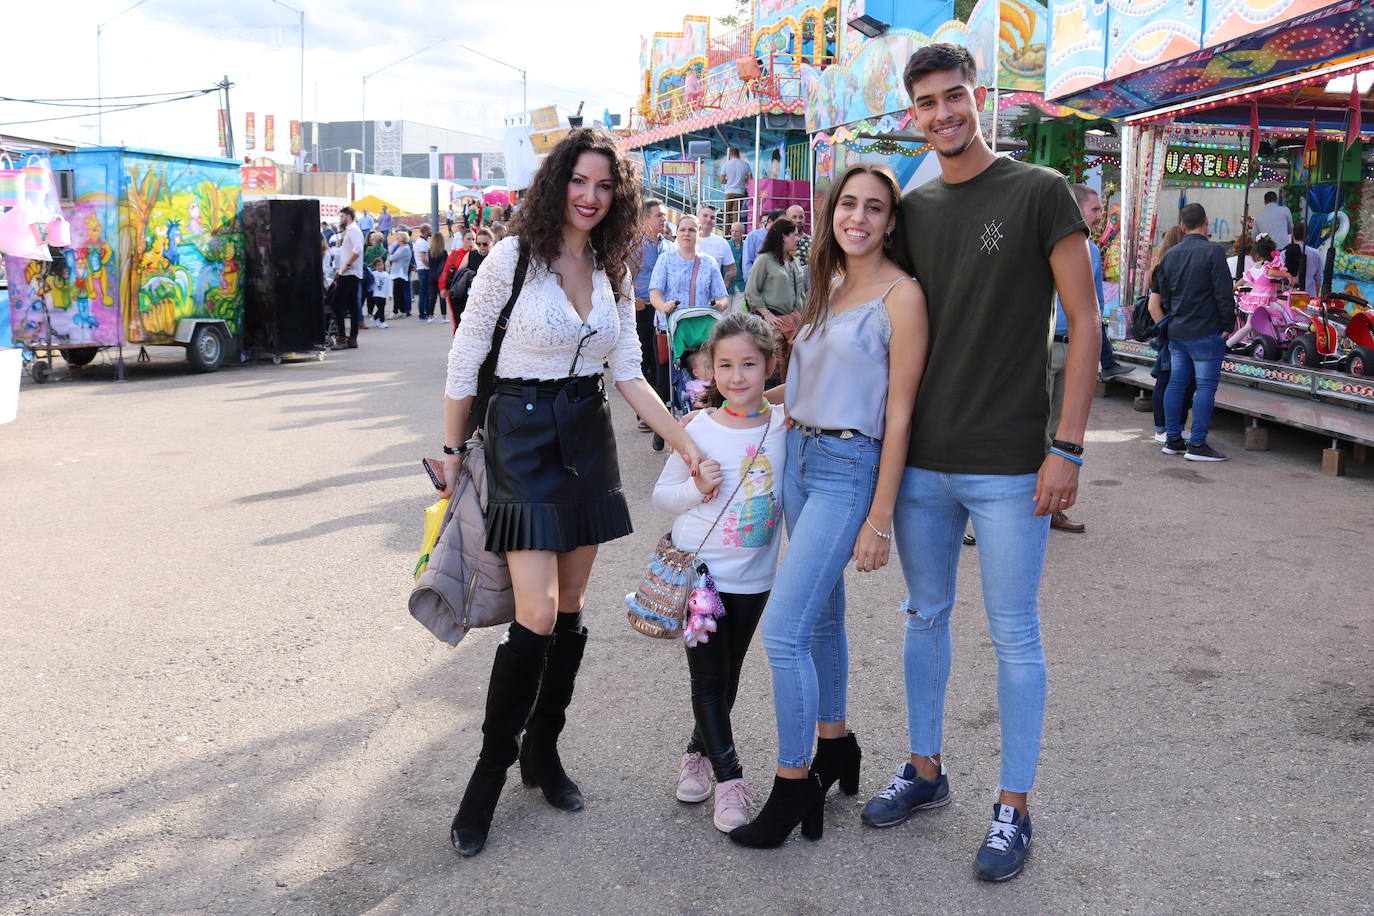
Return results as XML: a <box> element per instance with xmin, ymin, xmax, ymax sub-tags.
<box><xmin>810</xmin><ymin>731</ymin><xmax>862</xmax><ymax>796</ymax></box>
<box><xmin>727</xmin><ymin>774</ymin><xmax>825</xmax><ymax>848</ymax></box>
<box><xmin>519</xmin><ymin>624</ymin><xmax>588</xmax><ymax>811</ymax></box>
<box><xmin>450</xmin><ymin>624</ymin><xmax>551</xmax><ymax>857</ymax></box>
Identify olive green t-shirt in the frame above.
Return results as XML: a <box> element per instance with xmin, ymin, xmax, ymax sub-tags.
<box><xmin>901</xmin><ymin>157</ymin><xmax>1086</xmax><ymax>475</ymax></box>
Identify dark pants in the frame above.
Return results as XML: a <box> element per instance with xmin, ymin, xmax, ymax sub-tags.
<box><xmin>684</xmin><ymin>590</ymin><xmax>769</xmax><ymax>782</ymax></box>
<box><xmin>634</xmin><ymin>302</ymin><xmax>659</xmax><ymax>397</ymax></box>
<box><xmin>333</xmin><ymin>274</ymin><xmax>361</xmax><ymax>339</ymax></box>
<box><xmin>370</xmin><ymin>297</ymin><xmax>386</xmax><ymax>322</ymax></box>
<box><xmin>1099</xmin><ymin>322</ymin><xmax>1120</xmax><ymax>370</ymax></box>
<box><xmin>416</xmin><ymin>268</ymin><xmax>432</xmax><ymax>318</ymax></box>
<box><xmin>1152</xmin><ymin>370</ymin><xmax>1194</xmax><ymax>431</ymax></box>
<box><xmin>393</xmin><ymin>277</ymin><xmax>411</xmax><ymax>315</ymax></box>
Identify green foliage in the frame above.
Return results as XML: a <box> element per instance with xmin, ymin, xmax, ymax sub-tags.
<box><xmin>955</xmin><ymin>0</ymin><xmax>978</xmax><ymax>22</ymax></box>
<box><xmin>717</xmin><ymin>0</ymin><xmax>751</xmax><ymax>29</ymax></box>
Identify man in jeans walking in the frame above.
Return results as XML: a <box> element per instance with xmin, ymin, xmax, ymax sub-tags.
<box><xmin>1151</xmin><ymin>202</ymin><xmax>1233</xmax><ymax>462</ymax></box>
<box><xmin>864</xmin><ymin>43</ymin><xmax>1099</xmax><ymax>883</ymax></box>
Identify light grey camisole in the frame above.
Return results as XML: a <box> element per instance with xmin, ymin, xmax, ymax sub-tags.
<box><xmin>785</xmin><ymin>278</ymin><xmax>908</xmax><ymax>441</ymax></box>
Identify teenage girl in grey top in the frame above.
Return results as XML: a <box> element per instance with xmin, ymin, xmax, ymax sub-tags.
<box><xmin>729</xmin><ymin>163</ymin><xmax>929</xmax><ymax>848</ymax></box>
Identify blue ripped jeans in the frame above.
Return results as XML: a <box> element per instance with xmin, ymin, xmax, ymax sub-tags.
<box><xmin>894</xmin><ymin>468</ymin><xmax>1049</xmax><ymax>794</ymax></box>
<box><xmin>761</xmin><ymin>427</ymin><xmax>880</xmax><ymax>768</ymax></box>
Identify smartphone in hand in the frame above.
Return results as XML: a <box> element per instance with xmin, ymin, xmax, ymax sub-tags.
<box><xmin>422</xmin><ymin>458</ymin><xmax>446</xmax><ymax>490</ymax></box>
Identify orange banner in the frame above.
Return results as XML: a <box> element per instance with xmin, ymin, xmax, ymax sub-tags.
<box><xmin>246</xmin><ymin>112</ymin><xmax>256</xmax><ymax>150</ymax></box>
<box><xmin>289</xmin><ymin>120</ymin><xmax>300</xmax><ymax>157</ymax></box>
<box><xmin>264</xmin><ymin>115</ymin><xmax>275</xmax><ymax>152</ymax></box>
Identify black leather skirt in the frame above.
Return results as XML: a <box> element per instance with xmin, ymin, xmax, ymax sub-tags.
<box><xmin>483</xmin><ymin>374</ymin><xmax>633</xmax><ymax>553</ymax></box>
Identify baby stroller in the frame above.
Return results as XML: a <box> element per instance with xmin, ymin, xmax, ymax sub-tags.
<box><xmin>651</xmin><ymin>305</ymin><xmax>723</xmax><ymax>451</ymax></box>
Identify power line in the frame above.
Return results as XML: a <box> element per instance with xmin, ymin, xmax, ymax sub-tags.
<box><xmin>0</xmin><ymin>89</ymin><xmax>219</xmax><ymax>127</ymax></box>
<box><xmin>0</xmin><ymin>88</ymin><xmax>216</xmax><ymax>104</ymax></box>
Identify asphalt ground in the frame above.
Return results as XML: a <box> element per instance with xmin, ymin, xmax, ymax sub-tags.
<box><xmin>1</xmin><ymin>317</ymin><xmax>1370</xmax><ymax>915</ymax></box>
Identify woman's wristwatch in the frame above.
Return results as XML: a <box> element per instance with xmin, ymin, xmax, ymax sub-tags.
<box><xmin>442</xmin><ymin>444</ymin><xmax>468</xmax><ymax>456</ymax></box>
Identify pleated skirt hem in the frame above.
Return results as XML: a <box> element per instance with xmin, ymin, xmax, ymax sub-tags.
<box><xmin>484</xmin><ymin>490</ymin><xmax>633</xmax><ymax>553</ymax></box>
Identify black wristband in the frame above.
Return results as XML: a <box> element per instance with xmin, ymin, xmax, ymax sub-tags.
<box><xmin>442</xmin><ymin>444</ymin><xmax>468</xmax><ymax>455</ymax></box>
<box><xmin>1050</xmin><ymin>439</ymin><xmax>1084</xmax><ymax>456</ymax></box>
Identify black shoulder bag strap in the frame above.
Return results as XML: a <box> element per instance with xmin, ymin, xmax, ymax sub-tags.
<box><xmin>468</xmin><ymin>242</ymin><xmax>531</xmax><ymax>437</ymax></box>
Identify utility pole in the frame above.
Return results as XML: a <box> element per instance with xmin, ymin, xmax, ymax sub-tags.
<box><xmin>221</xmin><ymin>76</ymin><xmax>236</xmax><ymax>160</ymax></box>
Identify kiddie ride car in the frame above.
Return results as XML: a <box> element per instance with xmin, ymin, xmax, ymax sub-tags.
<box><xmin>1287</xmin><ymin>291</ymin><xmax>1374</xmax><ymax>377</ymax></box>
<box><xmin>1241</xmin><ymin>290</ymin><xmax>1310</xmax><ymax>363</ymax></box>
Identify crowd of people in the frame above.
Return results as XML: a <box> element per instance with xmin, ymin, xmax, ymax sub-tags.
<box><xmin>435</xmin><ymin>43</ymin><xmax>1105</xmax><ymax>884</ymax></box>
<box><xmin>319</xmin><ymin>199</ymin><xmax>517</xmax><ymax>348</ymax></box>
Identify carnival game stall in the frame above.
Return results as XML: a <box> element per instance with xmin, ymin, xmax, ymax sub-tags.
<box><xmin>1047</xmin><ymin>0</ymin><xmax>1374</xmax><ymax>468</ymax></box>
<box><xmin>3</xmin><ymin>147</ymin><xmax>245</xmax><ymax>380</ymax></box>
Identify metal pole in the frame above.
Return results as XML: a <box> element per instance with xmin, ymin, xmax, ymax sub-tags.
<box><xmin>429</xmin><ymin>145</ymin><xmax>440</xmax><ymax>236</ymax></box>
<box><xmin>360</xmin><ymin>78</ymin><xmax>367</xmax><ymax>175</ymax></box>
<box><xmin>96</xmin><ymin>26</ymin><xmax>103</xmax><ymax>144</ymax></box>
<box><xmin>298</xmin><ymin>10</ymin><xmax>305</xmax><ymax>170</ymax></box>
<box><xmin>753</xmin><ymin>113</ymin><xmax>761</xmax><ymax>228</ymax></box>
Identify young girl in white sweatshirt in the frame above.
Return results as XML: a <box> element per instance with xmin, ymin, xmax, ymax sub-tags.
<box><xmin>651</xmin><ymin>312</ymin><xmax>788</xmax><ymax>833</ymax></box>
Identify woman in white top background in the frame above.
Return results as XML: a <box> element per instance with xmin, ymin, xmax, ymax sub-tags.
<box><xmin>441</xmin><ymin>128</ymin><xmax>704</xmax><ymax>858</ymax></box>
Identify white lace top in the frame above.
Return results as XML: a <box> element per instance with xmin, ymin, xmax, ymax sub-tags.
<box><xmin>445</xmin><ymin>236</ymin><xmax>644</xmax><ymax>399</ymax></box>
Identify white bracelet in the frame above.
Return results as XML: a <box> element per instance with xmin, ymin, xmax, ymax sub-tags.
<box><xmin>866</xmin><ymin>520</ymin><xmax>893</xmax><ymax>540</ymax></box>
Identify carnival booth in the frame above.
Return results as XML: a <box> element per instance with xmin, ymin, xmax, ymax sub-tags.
<box><xmin>3</xmin><ymin>147</ymin><xmax>245</xmax><ymax>380</ymax></box>
<box><xmin>1047</xmin><ymin>0</ymin><xmax>1374</xmax><ymax>468</ymax></box>
<box><xmin>624</xmin><ymin>7</ymin><xmax>817</xmax><ymax>229</ymax></box>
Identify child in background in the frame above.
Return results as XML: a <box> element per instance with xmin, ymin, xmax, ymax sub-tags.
<box><xmin>369</xmin><ymin>258</ymin><xmax>390</xmax><ymax>329</ymax></box>
<box><xmin>1228</xmin><ymin>234</ymin><xmax>1293</xmax><ymax>349</ymax></box>
<box><xmin>649</xmin><ymin>312</ymin><xmax>788</xmax><ymax>834</ymax></box>
<box><xmin>685</xmin><ymin>348</ymin><xmax>714</xmax><ymax>408</ymax></box>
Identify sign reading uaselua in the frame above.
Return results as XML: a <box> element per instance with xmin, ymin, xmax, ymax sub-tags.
<box><xmin>1163</xmin><ymin>146</ymin><xmax>1255</xmax><ymax>186</ymax></box>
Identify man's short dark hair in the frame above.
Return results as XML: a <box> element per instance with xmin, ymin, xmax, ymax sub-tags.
<box><xmin>339</xmin><ymin>206</ymin><xmax>356</xmax><ymax>219</ymax></box>
<box><xmin>1180</xmin><ymin>203</ymin><xmax>1207</xmax><ymax>230</ymax></box>
<box><xmin>765</xmin><ymin>208</ymin><xmax>785</xmax><ymax>223</ymax></box>
<box><xmin>642</xmin><ymin>197</ymin><xmax>662</xmax><ymax>216</ymax></box>
<box><xmin>904</xmin><ymin>43</ymin><xmax>978</xmax><ymax>99</ymax></box>
<box><xmin>698</xmin><ymin>204</ymin><xmax>717</xmax><ymax>214</ymax></box>
<box><xmin>1263</xmin><ymin>191</ymin><xmax>1278</xmax><ymax>204</ymax></box>
<box><xmin>728</xmin><ymin>147</ymin><xmax>740</xmax><ymax>157</ymax></box>
<box><xmin>1069</xmin><ymin>183</ymin><xmax>1099</xmax><ymax>207</ymax></box>
<box><xmin>1293</xmin><ymin>220</ymin><xmax>1307</xmax><ymax>239</ymax></box>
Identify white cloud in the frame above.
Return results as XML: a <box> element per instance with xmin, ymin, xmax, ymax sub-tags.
<box><xmin>2</xmin><ymin>0</ymin><xmax>736</xmax><ymax>161</ymax></box>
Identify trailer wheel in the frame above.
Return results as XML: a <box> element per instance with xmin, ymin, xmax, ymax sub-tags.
<box><xmin>1348</xmin><ymin>345</ymin><xmax>1374</xmax><ymax>377</ymax></box>
<box><xmin>187</xmin><ymin>325</ymin><xmax>226</xmax><ymax>372</ymax></box>
<box><xmin>30</xmin><ymin>360</ymin><xmax>51</xmax><ymax>383</ymax></box>
<box><xmin>61</xmin><ymin>348</ymin><xmax>97</xmax><ymax>367</ymax></box>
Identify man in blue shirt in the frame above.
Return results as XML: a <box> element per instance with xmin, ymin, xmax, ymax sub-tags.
<box><xmin>1047</xmin><ymin>185</ymin><xmax>1111</xmax><ymax>533</ymax></box>
<box><xmin>633</xmin><ymin>198</ymin><xmax>667</xmax><ymax>416</ymax></box>
<box><xmin>741</xmin><ymin>209</ymin><xmax>783</xmax><ymax>285</ymax></box>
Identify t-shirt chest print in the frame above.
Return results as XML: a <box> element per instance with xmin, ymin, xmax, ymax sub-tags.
<box><xmin>979</xmin><ymin>219</ymin><xmax>1005</xmax><ymax>255</ymax></box>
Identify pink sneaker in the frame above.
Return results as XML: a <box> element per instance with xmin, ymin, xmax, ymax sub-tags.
<box><xmin>675</xmin><ymin>752</ymin><xmax>712</xmax><ymax>803</ymax></box>
<box><xmin>713</xmin><ymin>778</ymin><xmax>759</xmax><ymax>832</ymax></box>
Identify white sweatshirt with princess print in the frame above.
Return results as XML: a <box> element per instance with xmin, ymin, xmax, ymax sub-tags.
<box><xmin>652</xmin><ymin>409</ymin><xmax>788</xmax><ymax>595</ymax></box>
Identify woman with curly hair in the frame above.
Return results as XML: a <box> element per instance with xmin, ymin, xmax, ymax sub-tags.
<box><xmin>440</xmin><ymin>127</ymin><xmax>705</xmax><ymax>858</ymax></box>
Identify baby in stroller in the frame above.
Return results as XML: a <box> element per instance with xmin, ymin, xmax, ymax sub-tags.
<box><xmin>684</xmin><ymin>349</ymin><xmax>713</xmax><ymax>409</ymax></box>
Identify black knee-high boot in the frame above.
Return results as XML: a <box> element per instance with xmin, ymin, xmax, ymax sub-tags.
<box><xmin>450</xmin><ymin>624</ymin><xmax>551</xmax><ymax>857</ymax></box>
<box><xmin>519</xmin><ymin>624</ymin><xmax>588</xmax><ymax>811</ymax></box>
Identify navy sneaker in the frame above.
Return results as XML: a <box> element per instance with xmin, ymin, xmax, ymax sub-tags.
<box><xmin>1161</xmin><ymin>438</ymin><xmax>1187</xmax><ymax>455</ymax></box>
<box><xmin>974</xmin><ymin>803</ymin><xmax>1032</xmax><ymax>881</ymax></box>
<box><xmin>859</xmin><ymin>762</ymin><xmax>951</xmax><ymax>828</ymax></box>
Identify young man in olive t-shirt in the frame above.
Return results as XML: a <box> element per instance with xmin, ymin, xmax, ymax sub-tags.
<box><xmin>858</xmin><ymin>43</ymin><xmax>1100</xmax><ymax>883</ymax></box>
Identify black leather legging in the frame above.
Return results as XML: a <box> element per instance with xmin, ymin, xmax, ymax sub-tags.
<box><xmin>684</xmin><ymin>590</ymin><xmax>768</xmax><ymax>782</ymax></box>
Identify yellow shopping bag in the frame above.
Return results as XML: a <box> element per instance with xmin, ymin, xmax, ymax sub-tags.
<box><xmin>414</xmin><ymin>498</ymin><xmax>450</xmax><ymax>581</ymax></box>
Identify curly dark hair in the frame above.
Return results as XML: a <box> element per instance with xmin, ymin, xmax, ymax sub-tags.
<box><xmin>508</xmin><ymin>127</ymin><xmax>641</xmax><ymax>297</ymax></box>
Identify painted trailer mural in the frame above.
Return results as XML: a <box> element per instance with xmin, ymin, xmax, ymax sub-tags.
<box><xmin>5</xmin><ymin>148</ymin><xmax>243</xmax><ymax>372</ymax></box>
